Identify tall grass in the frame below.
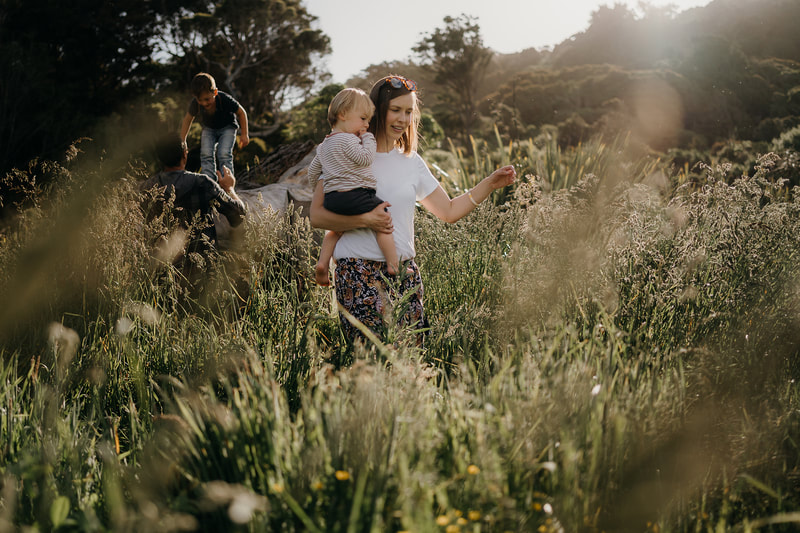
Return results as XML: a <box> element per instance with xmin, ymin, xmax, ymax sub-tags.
<box><xmin>1</xmin><ymin>137</ymin><xmax>799</xmax><ymax>532</ymax></box>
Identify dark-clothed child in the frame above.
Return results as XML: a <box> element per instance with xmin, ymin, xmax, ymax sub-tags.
<box><xmin>180</xmin><ymin>72</ymin><xmax>249</xmax><ymax>181</ymax></box>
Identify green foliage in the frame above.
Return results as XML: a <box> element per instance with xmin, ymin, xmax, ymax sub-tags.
<box><xmin>414</xmin><ymin>14</ymin><xmax>493</xmax><ymax>146</ymax></box>
<box><xmin>0</xmin><ymin>0</ymin><xmax>186</xmax><ymax>173</ymax></box>
<box><xmin>283</xmin><ymin>84</ymin><xmax>345</xmax><ymax>143</ymax></box>
<box><xmin>5</xmin><ymin>12</ymin><xmax>800</xmax><ymax>529</ymax></box>
<box><xmin>470</xmin><ymin>0</ymin><xmax>800</xmax><ymax>157</ymax></box>
<box><xmin>419</xmin><ymin>112</ymin><xmax>446</xmax><ymax>150</ymax></box>
<box><xmin>426</xmin><ymin>126</ymin><xmax>661</xmax><ymax>205</ymax></box>
<box><xmin>165</xmin><ymin>0</ymin><xmax>330</xmax><ymax>124</ymax></box>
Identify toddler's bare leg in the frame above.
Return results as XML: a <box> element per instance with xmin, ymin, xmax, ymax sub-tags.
<box><xmin>376</xmin><ymin>231</ymin><xmax>400</xmax><ymax>276</ymax></box>
<box><xmin>315</xmin><ymin>231</ymin><xmax>341</xmax><ymax>286</ymax></box>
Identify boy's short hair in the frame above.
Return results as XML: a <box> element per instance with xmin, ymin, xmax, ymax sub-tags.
<box><xmin>327</xmin><ymin>88</ymin><xmax>375</xmax><ymax>128</ymax></box>
<box><xmin>190</xmin><ymin>72</ymin><xmax>217</xmax><ymax>96</ymax></box>
<box><xmin>156</xmin><ymin>132</ymin><xmax>187</xmax><ymax>168</ymax></box>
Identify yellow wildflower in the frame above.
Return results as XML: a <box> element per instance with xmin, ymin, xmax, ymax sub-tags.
<box><xmin>468</xmin><ymin>510</ymin><xmax>481</xmax><ymax>521</ymax></box>
<box><xmin>532</xmin><ymin>502</ymin><xmax>542</xmax><ymax>511</ymax></box>
<box><xmin>271</xmin><ymin>483</ymin><xmax>283</xmax><ymax>493</ymax></box>
<box><xmin>436</xmin><ymin>515</ymin><xmax>450</xmax><ymax>526</ymax></box>
<box><xmin>445</xmin><ymin>525</ymin><xmax>460</xmax><ymax>533</ymax></box>
<box><xmin>335</xmin><ymin>470</ymin><xmax>350</xmax><ymax>481</ymax></box>
<box><xmin>467</xmin><ymin>464</ymin><xmax>480</xmax><ymax>475</ymax></box>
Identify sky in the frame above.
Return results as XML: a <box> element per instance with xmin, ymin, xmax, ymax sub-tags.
<box><xmin>303</xmin><ymin>0</ymin><xmax>713</xmax><ymax>83</ymax></box>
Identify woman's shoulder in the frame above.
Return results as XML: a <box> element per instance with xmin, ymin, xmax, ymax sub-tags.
<box><xmin>408</xmin><ymin>150</ymin><xmax>431</xmax><ymax>171</ymax></box>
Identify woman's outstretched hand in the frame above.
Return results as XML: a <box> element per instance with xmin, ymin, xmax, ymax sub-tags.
<box><xmin>487</xmin><ymin>165</ymin><xmax>517</xmax><ymax>190</ymax></box>
<box><xmin>365</xmin><ymin>201</ymin><xmax>393</xmax><ymax>234</ymax></box>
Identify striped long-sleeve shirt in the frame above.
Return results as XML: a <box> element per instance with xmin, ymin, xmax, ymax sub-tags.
<box><xmin>307</xmin><ymin>131</ymin><xmax>376</xmax><ymax>193</ymax></box>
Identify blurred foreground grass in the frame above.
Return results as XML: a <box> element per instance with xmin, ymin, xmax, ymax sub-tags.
<box><xmin>0</xmin><ymin>138</ymin><xmax>799</xmax><ymax>532</ymax></box>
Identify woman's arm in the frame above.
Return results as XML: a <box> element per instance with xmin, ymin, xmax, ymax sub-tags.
<box><xmin>309</xmin><ymin>181</ymin><xmax>393</xmax><ymax>233</ymax></box>
<box><xmin>420</xmin><ymin>165</ymin><xmax>516</xmax><ymax>224</ymax></box>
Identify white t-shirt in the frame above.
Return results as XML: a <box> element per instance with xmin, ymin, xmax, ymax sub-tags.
<box><xmin>333</xmin><ymin>149</ymin><xmax>440</xmax><ymax>261</ymax></box>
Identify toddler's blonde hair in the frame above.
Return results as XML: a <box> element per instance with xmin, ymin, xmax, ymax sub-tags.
<box><xmin>328</xmin><ymin>88</ymin><xmax>375</xmax><ymax>128</ymax></box>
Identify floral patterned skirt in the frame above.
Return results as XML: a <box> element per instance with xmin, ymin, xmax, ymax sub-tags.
<box><xmin>334</xmin><ymin>257</ymin><xmax>427</xmax><ymax>344</ymax></box>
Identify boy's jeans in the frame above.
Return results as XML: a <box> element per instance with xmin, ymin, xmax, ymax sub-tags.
<box><xmin>200</xmin><ymin>125</ymin><xmax>237</xmax><ymax>181</ymax></box>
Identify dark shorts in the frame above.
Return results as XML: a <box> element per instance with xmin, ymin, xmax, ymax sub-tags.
<box><xmin>324</xmin><ymin>187</ymin><xmax>384</xmax><ymax>216</ymax></box>
<box><xmin>334</xmin><ymin>257</ymin><xmax>428</xmax><ymax>345</ymax></box>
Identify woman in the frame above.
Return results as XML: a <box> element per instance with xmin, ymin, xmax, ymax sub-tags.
<box><xmin>310</xmin><ymin>75</ymin><xmax>516</xmax><ymax>343</ymax></box>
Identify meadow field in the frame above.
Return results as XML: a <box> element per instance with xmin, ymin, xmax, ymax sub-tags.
<box><xmin>1</xmin><ymin>133</ymin><xmax>799</xmax><ymax>532</ymax></box>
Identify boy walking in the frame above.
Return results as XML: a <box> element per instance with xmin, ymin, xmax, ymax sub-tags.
<box><xmin>180</xmin><ymin>72</ymin><xmax>250</xmax><ymax>181</ymax></box>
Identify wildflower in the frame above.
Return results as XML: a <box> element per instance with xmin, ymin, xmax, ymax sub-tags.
<box><xmin>445</xmin><ymin>525</ymin><xmax>460</xmax><ymax>533</ymax></box>
<box><xmin>335</xmin><ymin>470</ymin><xmax>350</xmax><ymax>481</ymax></box>
<box><xmin>591</xmin><ymin>383</ymin><xmax>601</xmax><ymax>396</ymax></box>
<box><xmin>203</xmin><ymin>481</ymin><xmax>267</xmax><ymax>525</ymax></box>
<box><xmin>271</xmin><ymin>483</ymin><xmax>283</xmax><ymax>493</ymax></box>
<box><xmin>153</xmin><ymin>229</ymin><xmax>188</xmax><ymax>265</ymax></box>
<box><xmin>436</xmin><ymin>515</ymin><xmax>450</xmax><ymax>526</ymax></box>
<box><xmin>48</xmin><ymin>322</ymin><xmax>80</xmax><ymax>372</ymax></box>
<box><xmin>128</xmin><ymin>301</ymin><xmax>161</xmax><ymax>326</ymax></box>
<box><xmin>115</xmin><ymin>317</ymin><xmax>134</xmax><ymax>336</ymax></box>
<box><xmin>543</xmin><ymin>503</ymin><xmax>553</xmax><ymax>514</ymax></box>
<box><xmin>532</xmin><ymin>502</ymin><xmax>543</xmax><ymax>511</ymax></box>
<box><xmin>312</xmin><ymin>481</ymin><xmax>323</xmax><ymax>491</ymax></box>
<box><xmin>457</xmin><ymin>517</ymin><xmax>468</xmax><ymax>525</ymax></box>
<box><xmin>468</xmin><ymin>510</ymin><xmax>481</xmax><ymax>521</ymax></box>
<box><xmin>467</xmin><ymin>464</ymin><xmax>480</xmax><ymax>475</ymax></box>
<box><xmin>229</xmin><ymin>491</ymin><xmax>267</xmax><ymax>524</ymax></box>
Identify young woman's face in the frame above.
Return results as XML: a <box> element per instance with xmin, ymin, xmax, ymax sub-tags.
<box><xmin>382</xmin><ymin>92</ymin><xmax>416</xmax><ymax>146</ymax></box>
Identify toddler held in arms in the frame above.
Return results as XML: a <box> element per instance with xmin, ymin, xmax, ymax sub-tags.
<box><xmin>307</xmin><ymin>88</ymin><xmax>404</xmax><ymax>286</ymax></box>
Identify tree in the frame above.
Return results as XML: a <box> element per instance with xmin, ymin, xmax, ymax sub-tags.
<box><xmin>0</xmin><ymin>0</ymin><xmax>190</xmax><ymax>174</ymax></box>
<box><xmin>413</xmin><ymin>14</ymin><xmax>493</xmax><ymax>148</ymax></box>
<box><xmin>163</xmin><ymin>0</ymin><xmax>331</xmax><ymax>135</ymax></box>
<box><xmin>283</xmin><ymin>83</ymin><xmax>344</xmax><ymax>143</ymax></box>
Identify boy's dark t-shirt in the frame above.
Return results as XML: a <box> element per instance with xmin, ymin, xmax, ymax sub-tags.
<box><xmin>188</xmin><ymin>91</ymin><xmax>240</xmax><ymax>130</ymax></box>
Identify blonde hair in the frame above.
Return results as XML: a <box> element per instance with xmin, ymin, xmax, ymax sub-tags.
<box><xmin>327</xmin><ymin>88</ymin><xmax>375</xmax><ymax>128</ymax></box>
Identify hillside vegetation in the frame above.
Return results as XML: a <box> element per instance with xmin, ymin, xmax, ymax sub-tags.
<box><xmin>2</xmin><ymin>0</ymin><xmax>800</xmax><ymax>531</ymax></box>
<box><xmin>337</xmin><ymin>0</ymin><xmax>800</xmax><ymax>187</ymax></box>
<box><xmin>1</xmin><ymin>131</ymin><xmax>800</xmax><ymax>530</ymax></box>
